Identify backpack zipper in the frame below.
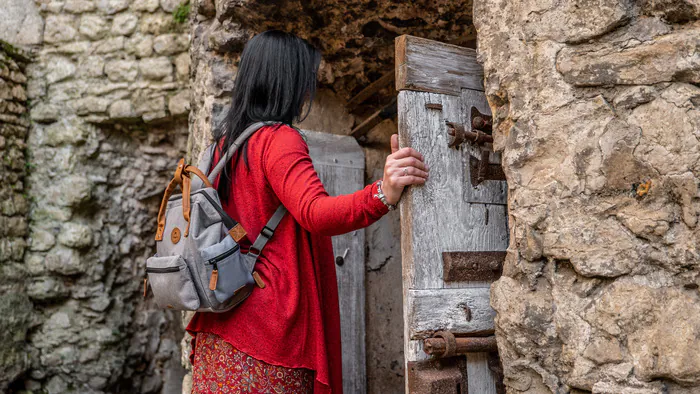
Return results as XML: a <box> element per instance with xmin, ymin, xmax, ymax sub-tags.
<box><xmin>144</xmin><ymin>265</ymin><xmax>181</xmax><ymax>297</ymax></box>
<box><xmin>146</xmin><ymin>266</ymin><xmax>181</xmax><ymax>273</ymax></box>
<box><xmin>206</xmin><ymin>244</ymin><xmax>240</xmax><ymax>265</ymax></box>
<box><xmin>207</xmin><ymin>245</ymin><xmax>240</xmax><ymax>291</ymax></box>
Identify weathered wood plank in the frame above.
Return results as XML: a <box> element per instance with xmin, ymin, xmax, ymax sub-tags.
<box><xmin>347</xmin><ymin>70</ymin><xmax>395</xmax><ymax>111</ymax></box>
<box><xmin>350</xmin><ymin>97</ymin><xmax>397</xmax><ymax>139</ymax></box>
<box><xmin>397</xmin><ymin>89</ymin><xmax>507</xmax><ymax>391</ymax></box>
<box><xmin>395</xmin><ymin>35</ymin><xmax>484</xmax><ymax>95</ymax></box>
<box><xmin>467</xmin><ymin>353</ymin><xmax>499</xmax><ymax>394</ymax></box>
<box><xmin>305</xmin><ymin>130</ymin><xmax>366</xmax><ymax>394</ymax></box>
<box><xmin>407</xmin><ymin>288</ymin><xmax>495</xmax><ymax>340</ymax></box>
<box><xmin>397</xmin><ymin>90</ymin><xmax>509</xmax><ymax>291</ymax></box>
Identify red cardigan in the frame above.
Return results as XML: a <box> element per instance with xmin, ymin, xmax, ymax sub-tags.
<box><xmin>187</xmin><ymin>124</ymin><xmax>389</xmax><ymax>393</ymax></box>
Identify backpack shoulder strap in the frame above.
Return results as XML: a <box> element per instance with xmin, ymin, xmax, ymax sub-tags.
<box><xmin>207</xmin><ymin>121</ymin><xmax>277</xmax><ymax>183</ymax></box>
<box><xmin>247</xmin><ymin>204</ymin><xmax>288</xmax><ymax>262</ymax></box>
<box><xmin>190</xmin><ymin>144</ymin><xmax>216</xmax><ymax>191</ymax></box>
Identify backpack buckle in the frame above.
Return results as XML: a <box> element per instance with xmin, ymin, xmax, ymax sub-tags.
<box><xmin>248</xmin><ymin>246</ymin><xmax>261</xmax><ymax>259</ymax></box>
<box><xmin>260</xmin><ymin>226</ymin><xmax>274</xmax><ymax>239</ymax></box>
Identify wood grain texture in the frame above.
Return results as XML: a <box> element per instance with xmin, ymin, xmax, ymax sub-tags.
<box><xmin>395</xmin><ymin>35</ymin><xmax>484</xmax><ymax>95</ymax></box>
<box><xmin>397</xmin><ymin>90</ymin><xmax>509</xmax><ymax>292</ymax></box>
<box><xmin>467</xmin><ymin>353</ymin><xmax>499</xmax><ymax>394</ymax></box>
<box><xmin>304</xmin><ymin>130</ymin><xmax>367</xmax><ymax>394</ymax></box>
<box><xmin>347</xmin><ymin>70</ymin><xmax>395</xmax><ymax>111</ymax></box>
<box><xmin>407</xmin><ymin>288</ymin><xmax>495</xmax><ymax>339</ymax></box>
<box><xmin>397</xmin><ymin>86</ymin><xmax>506</xmax><ymax>391</ymax></box>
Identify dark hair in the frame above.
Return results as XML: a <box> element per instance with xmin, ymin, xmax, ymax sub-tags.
<box><xmin>214</xmin><ymin>30</ymin><xmax>321</xmax><ymax>203</ymax></box>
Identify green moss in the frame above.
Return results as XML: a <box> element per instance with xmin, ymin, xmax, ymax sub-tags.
<box><xmin>0</xmin><ymin>40</ymin><xmax>31</xmax><ymax>64</ymax></box>
<box><xmin>173</xmin><ymin>1</ymin><xmax>191</xmax><ymax>24</ymax></box>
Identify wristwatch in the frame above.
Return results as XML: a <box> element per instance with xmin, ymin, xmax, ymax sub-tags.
<box><xmin>374</xmin><ymin>180</ymin><xmax>397</xmax><ymax>211</ymax></box>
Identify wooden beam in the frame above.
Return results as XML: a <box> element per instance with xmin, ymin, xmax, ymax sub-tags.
<box><xmin>349</xmin><ymin>97</ymin><xmax>397</xmax><ymax>139</ymax></box>
<box><xmin>346</xmin><ymin>71</ymin><xmax>395</xmax><ymax>111</ymax></box>
<box><xmin>395</xmin><ymin>35</ymin><xmax>484</xmax><ymax>95</ymax></box>
<box><xmin>407</xmin><ymin>288</ymin><xmax>496</xmax><ymax>340</ymax></box>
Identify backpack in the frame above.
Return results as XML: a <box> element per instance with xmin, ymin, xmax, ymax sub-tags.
<box><xmin>144</xmin><ymin>121</ymin><xmax>287</xmax><ymax>312</ymax></box>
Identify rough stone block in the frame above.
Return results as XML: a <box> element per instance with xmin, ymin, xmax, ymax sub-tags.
<box><xmin>63</xmin><ymin>0</ymin><xmax>96</xmax><ymax>13</ymax></box>
<box><xmin>0</xmin><ymin>0</ymin><xmax>44</xmax><ymax>46</ymax></box>
<box><xmin>79</xmin><ymin>14</ymin><xmax>109</xmax><ymax>40</ymax></box>
<box><xmin>96</xmin><ymin>0</ymin><xmax>131</xmax><ymax>14</ymax></box>
<box><xmin>583</xmin><ymin>336</ymin><xmax>624</xmax><ymax>364</ymax></box>
<box><xmin>44</xmin><ymin>15</ymin><xmax>78</xmax><ymax>43</ymax></box>
<box><xmin>174</xmin><ymin>51</ymin><xmax>190</xmax><ymax>80</ymax></box>
<box><xmin>109</xmin><ymin>99</ymin><xmax>136</xmax><ymax>118</ymax></box>
<box><xmin>160</xmin><ymin>0</ymin><xmax>183</xmax><ymax>12</ymax></box>
<box><xmin>27</xmin><ymin>276</ymin><xmax>69</xmax><ymax>301</ymax></box>
<box><xmin>79</xmin><ymin>56</ymin><xmax>105</xmax><ymax>77</ymax></box>
<box><xmin>168</xmin><ymin>89</ymin><xmax>190</xmax><ymax>115</ymax></box>
<box><xmin>45</xmin><ymin>247</ymin><xmax>85</xmax><ymax>275</ymax></box>
<box><xmin>49</xmin><ymin>40</ymin><xmax>92</xmax><ymax>54</ymax></box>
<box><xmin>58</xmin><ymin>223</ymin><xmax>93</xmax><ymax>249</ymax></box>
<box><xmin>0</xmin><ymin>293</ymin><xmax>32</xmax><ymax>390</ymax></box>
<box><xmin>29</xmin><ymin>228</ymin><xmax>56</xmax><ymax>252</ymax></box>
<box><xmin>70</xmin><ymin>96</ymin><xmax>111</xmax><ymax>115</ymax></box>
<box><xmin>639</xmin><ymin>0</ymin><xmax>700</xmax><ymax>23</ymax></box>
<box><xmin>125</xmin><ymin>33</ymin><xmax>154</xmax><ymax>58</ymax></box>
<box><xmin>557</xmin><ymin>28</ymin><xmax>700</xmax><ymax>86</ymax></box>
<box><xmin>153</xmin><ymin>33</ymin><xmax>190</xmax><ymax>55</ymax></box>
<box><xmin>30</xmin><ymin>103</ymin><xmax>62</xmax><ymax>123</ymax></box>
<box><xmin>112</xmin><ymin>12</ymin><xmax>139</xmax><ymax>36</ymax></box>
<box><xmin>105</xmin><ymin>59</ymin><xmax>139</xmax><ymax>82</ymax></box>
<box><xmin>139</xmin><ymin>56</ymin><xmax>173</xmax><ymax>80</ymax></box>
<box><xmin>131</xmin><ymin>0</ymin><xmax>160</xmax><ymax>12</ymax></box>
<box><xmin>139</xmin><ymin>13</ymin><xmax>174</xmax><ymax>35</ymax></box>
<box><xmin>92</xmin><ymin>36</ymin><xmax>125</xmax><ymax>53</ymax></box>
<box><xmin>47</xmin><ymin>80</ymin><xmax>87</xmax><ymax>102</ymax></box>
<box><xmin>56</xmin><ymin>175</ymin><xmax>93</xmax><ymax>207</ymax></box>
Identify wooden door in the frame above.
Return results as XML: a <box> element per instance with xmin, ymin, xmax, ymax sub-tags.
<box><xmin>395</xmin><ymin>35</ymin><xmax>508</xmax><ymax>393</ymax></box>
<box><xmin>305</xmin><ymin>130</ymin><xmax>367</xmax><ymax>394</ymax></box>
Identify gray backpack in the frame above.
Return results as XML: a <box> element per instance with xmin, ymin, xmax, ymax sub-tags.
<box><xmin>144</xmin><ymin>122</ymin><xmax>286</xmax><ymax>312</ymax></box>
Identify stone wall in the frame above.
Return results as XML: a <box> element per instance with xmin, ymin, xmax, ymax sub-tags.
<box><xmin>0</xmin><ymin>41</ymin><xmax>33</xmax><ymax>392</ymax></box>
<box><xmin>475</xmin><ymin>2</ymin><xmax>700</xmax><ymax>393</ymax></box>
<box><xmin>0</xmin><ymin>0</ymin><xmax>193</xmax><ymax>392</ymax></box>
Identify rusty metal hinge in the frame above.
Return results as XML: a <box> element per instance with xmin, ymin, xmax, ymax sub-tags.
<box><xmin>442</xmin><ymin>251</ymin><xmax>505</xmax><ymax>282</ymax></box>
<box><xmin>469</xmin><ymin>150</ymin><xmax>506</xmax><ymax>186</ymax></box>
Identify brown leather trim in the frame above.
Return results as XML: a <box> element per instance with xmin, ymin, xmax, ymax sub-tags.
<box><xmin>186</xmin><ymin>166</ymin><xmax>213</xmax><ymax>188</ymax></box>
<box><xmin>252</xmin><ymin>271</ymin><xmax>266</xmax><ymax>289</ymax></box>
<box><xmin>182</xmin><ymin>173</ymin><xmax>191</xmax><ymax>237</ymax></box>
<box><xmin>155</xmin><ymin>158</ymin><xmax>216</xmax><ymax>241</ymax></box>
<box><xmin>155</xmin><ymin>176</ymin><xmax>181</xmax><ymax>241</ymax></box>
<box><xmin>228</xmin><ymin>224</ymin><xmax>247</xmax><ymax>242</ymax></box>
<box><xmin>209</xmin><ymin>268</ymin><xmax>218</xmax><ymax>291</ymax></box>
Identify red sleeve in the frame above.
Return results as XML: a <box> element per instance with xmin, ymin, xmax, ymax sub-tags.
<box><xmin>262</xmin><ymin>126</ymin><xmax>389</xmax><ymax>236</ymax></box>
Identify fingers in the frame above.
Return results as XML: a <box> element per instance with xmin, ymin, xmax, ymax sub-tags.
<box><xmin>391</xmin><ymin>146</ymin><xmax>423</xmax><ymax>161</ymax></box>
<box><xmin>395</xmin><ymin>175</ymin><xmax>427</xmax><ymax>186</ymax></box>
<box><xmin>391</xmin><ymin>134</ymin><xmax>399</xmax><ymax>154</ymax></box>
<box><xmin>388</xmin><ymin>165</ymin><xmax>429</xmax><ymax>179</ymax></box>
<box><xmin>392</xmin><ymin>157</ymin><xmax>428</xmax><ymax>172</ymax></box>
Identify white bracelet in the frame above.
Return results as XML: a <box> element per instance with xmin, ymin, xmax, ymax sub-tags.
<box><xmin>374</xmin><ymin>180</ymin><xmax>396</xmax><ymax>211</ymax></box>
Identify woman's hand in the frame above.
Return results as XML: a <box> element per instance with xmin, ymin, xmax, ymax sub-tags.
<box><xmin>381</xmin><ymin>134</ymin><xmax>429</xmax><ymax>205</ymax></box>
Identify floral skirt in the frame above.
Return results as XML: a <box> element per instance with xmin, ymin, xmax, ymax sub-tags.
<box><xmin>191</xmin><ymin>331</ymin><xmax>314</xmax><ymax>394</ymax></box>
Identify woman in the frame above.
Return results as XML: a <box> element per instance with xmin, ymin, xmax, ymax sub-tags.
<box><xmin>187</xmin><ymin>30</ymin><xmax>428</xmax><ymax>394</ymax></box>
